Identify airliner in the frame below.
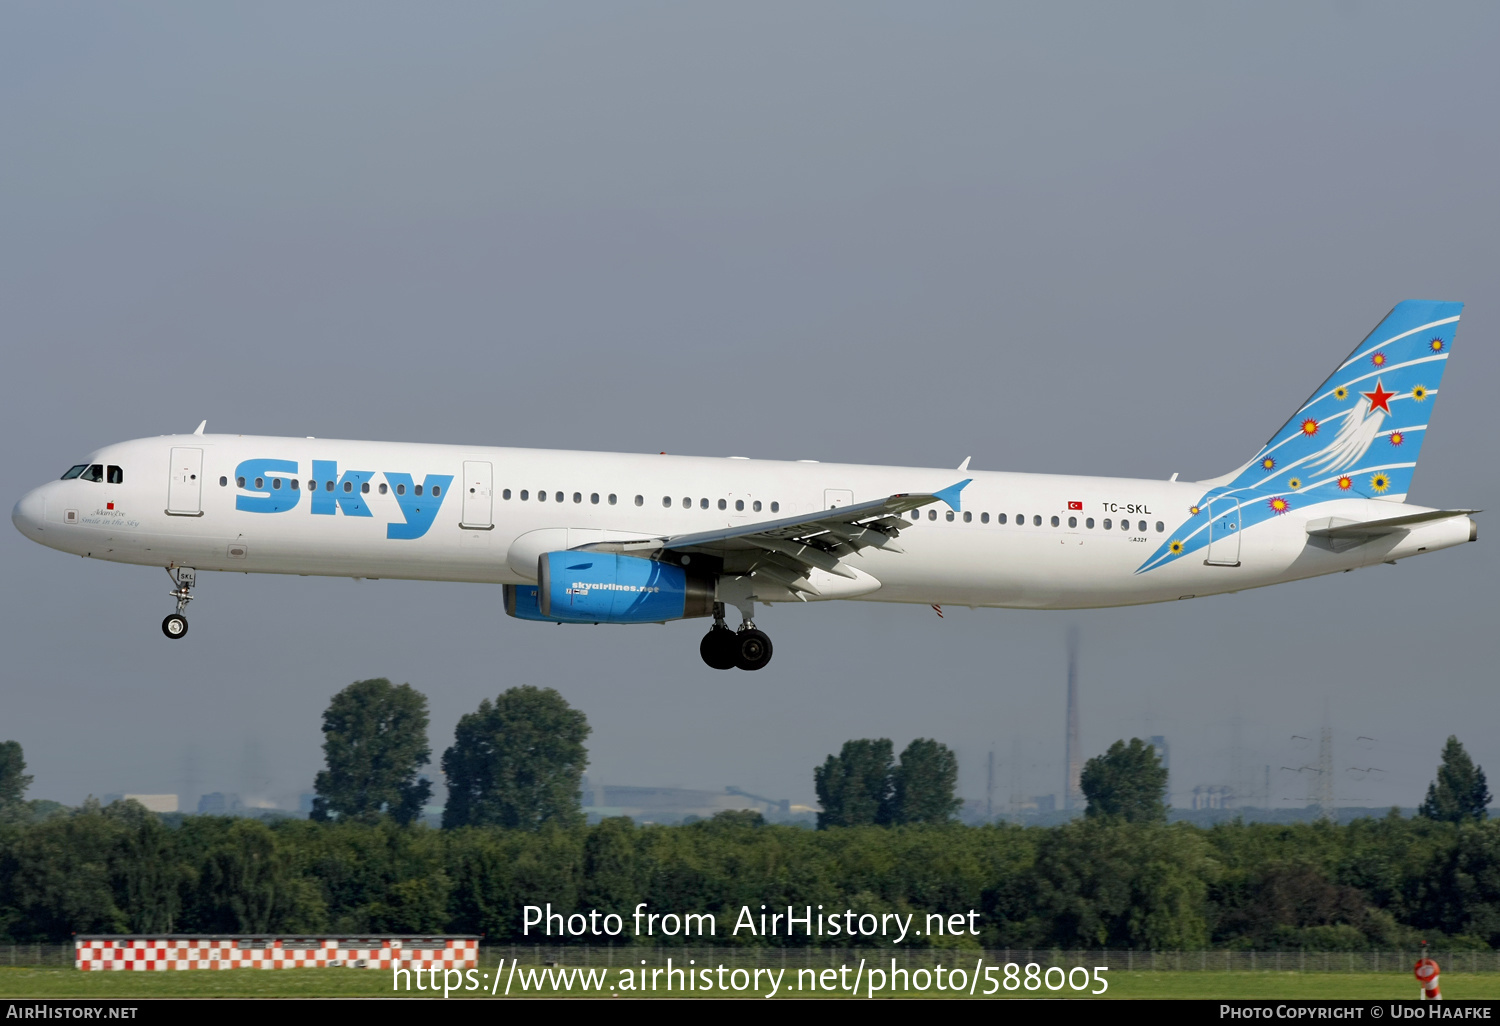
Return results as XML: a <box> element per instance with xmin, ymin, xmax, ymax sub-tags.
<box><xmin>11</xmin><ymin>301</ymin><xmax>1476</xmax><ymax>670</ymax></box>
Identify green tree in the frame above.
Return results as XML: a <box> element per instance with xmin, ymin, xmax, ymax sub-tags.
<box><xmin>886</xmin><ymin>738</ymin><xmax>962</xmax><ymax>825</ymax></box>
<box><xmin>0</xmin><ymin>741</ymin><xmax>33</xmax><ymax>808</ymax></box>
<box><xmin>1080</xmin><ymin>738</ymin><xmax>1168</xmax><ymax>823</ymax></box>
<box><xmin>311</xmin><ymin>678</ymin><xmax>433</xmax><ymax>825</ymax></box>
<box><xmin>814</xmin><ymin>739</ymin><xmax>894</xmax><ymax>828</ymax></box>
<box><xmin>441</xmin><ymin>686</ymin><xmax>590</xmax><ymax>829</ymax></box>
<box><xmin>1419</xmin><ymin>735</ymin><xmax>1491</xmax><ymax>823</ymax></box>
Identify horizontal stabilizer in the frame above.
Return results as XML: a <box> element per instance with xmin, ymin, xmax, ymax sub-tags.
<box><xmin>1306</xmin><ymin>509</ymin><xmax>1478</xmax><ymax>539</ymax></box>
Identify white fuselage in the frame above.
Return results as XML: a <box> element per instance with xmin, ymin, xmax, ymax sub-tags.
<box><xmin>11</xmin><ymin>433</ymin><xmax>1475</xmax><ymax>612</ymax></box>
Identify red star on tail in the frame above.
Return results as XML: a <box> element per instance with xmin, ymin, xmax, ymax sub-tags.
<box><xmin>1361</xmin><ymin>379</ymin><xmax>1395</xmax><ymax>415</ymax></box>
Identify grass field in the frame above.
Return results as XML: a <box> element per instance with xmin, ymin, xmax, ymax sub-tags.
<box><xmin>3</xmin><ymin>966</ymin><xmax>1495</xmax><ymax>999</ymax></box>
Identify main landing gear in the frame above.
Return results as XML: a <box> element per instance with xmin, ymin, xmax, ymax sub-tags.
<box><xmin>162</xmin><ymin>567</ymin><xmax>196</xmax><ymax>640</ymax></box>
<box><xmin>700</xmin><ymin>603</ymin><xmax>773</xmax><ymax>671</ymax></box>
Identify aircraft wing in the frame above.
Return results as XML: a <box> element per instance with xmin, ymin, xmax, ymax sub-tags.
<box><xmin>1305</xmin><ymin>508</ymin><xmax>1479</xmax><ymax>540</ymax></box>
<box><xmin>575</xmin><ymin>479</ymin><xmax>971</xmax><ymax>593</ymax></box>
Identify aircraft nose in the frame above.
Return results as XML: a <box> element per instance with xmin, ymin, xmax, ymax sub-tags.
<box><xmin>12</xmin><ymin>487</ymin><xmax>45</xmax><ymax>535</ymax></box>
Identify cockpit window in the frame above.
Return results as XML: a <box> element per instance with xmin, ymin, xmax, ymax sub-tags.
<box><xmin>79</xmin><ymin>464</ymin><xmax>104</xmax><ymax>482</ymax></box>
<box><xmin>60</xmin><ymin>464</ymin><xmax>88</xmax><ymax>480</ymax></box>
<box><xmin>106</xmin><ymin>466</ymin><xmax>123</xmax><ymax>484</ymax></box>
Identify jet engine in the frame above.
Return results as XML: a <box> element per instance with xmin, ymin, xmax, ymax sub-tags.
<box><xmin>503</xmin><ymin>552</ymin><xmax>714</xmax><ymax>624</ymax></box>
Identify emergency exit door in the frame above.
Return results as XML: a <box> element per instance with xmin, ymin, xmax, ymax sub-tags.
<box><xmin>824</xmin><ymin>489</ymin><xmax>854</xmax><ymax>510</ymax></box>
<box><xmin>166</xmin><ymin>447</ymin><xmax>203</xmax><ymax>516</ymax></box>
<box><xmin>461</xmin><ymin>461</ymin><xmax>493</xmax><ymax>529</ymax></box>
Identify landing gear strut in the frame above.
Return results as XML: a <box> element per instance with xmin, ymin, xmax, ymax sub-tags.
<box><xmin>162</xmin><ymin>567</ymin><xmax>196</xmax><ymax>640</ymax></box>
<box><xmin>699</xmin><ymin>602</ymin><xmax>773</xmax><ymax>671</ymax></box>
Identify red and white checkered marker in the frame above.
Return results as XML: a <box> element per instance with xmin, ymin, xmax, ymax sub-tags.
<box><xmin>74</xmin><ymin>936</ymin><xmax>478</xmax><ymax>971</ymax></box>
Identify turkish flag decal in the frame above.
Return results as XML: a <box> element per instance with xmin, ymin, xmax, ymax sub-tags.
<box><xmin>1067</xmin><ymin>501</ymin><xmax>1083</xmax><ymax>510</ymax></box>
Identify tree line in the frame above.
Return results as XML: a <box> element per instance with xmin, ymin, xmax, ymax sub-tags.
<box><xmin>0</xmin><ymin>680</ymin><xmax>1492</xmax><ymax>949</ymax></box>
<box><xmin>4</xmin><ymin>799</ymin><xmax>1500</xmax><ymax>949</ymax></box>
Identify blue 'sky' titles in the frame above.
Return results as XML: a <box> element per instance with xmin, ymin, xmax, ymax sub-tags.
<box><xmin>234</xmin><ymin>460</ymin><xmax>453</xmax><ymax>540</ymax></box>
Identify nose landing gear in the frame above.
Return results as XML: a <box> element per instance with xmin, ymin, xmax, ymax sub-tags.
<box><xmin>699</xmin><ymin>603</ymin><xmax>773</xmax><ymax>671</ymax></box>
<box><xmin>162</xmin><ymin>567</ymin><xmax>196</xmax><ymax>640</ymax></box>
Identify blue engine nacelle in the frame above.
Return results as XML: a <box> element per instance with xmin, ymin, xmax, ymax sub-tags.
<box><xmin>503</xmin><ymin>552</ymin><xmax>715</xmax><ymax>624</ymax></box>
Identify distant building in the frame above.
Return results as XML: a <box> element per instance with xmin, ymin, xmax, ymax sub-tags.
<box><xmin>197</xmin><ymin>792</ymin><xmax>242</xmax><ymax>814</ymax></box>
<box><xmin>1030</xmin><ymin>794</ymin><xmax>1057</xmax><ymax>814</ymax></box>
<box><xmin>582</xmin><ymin>785</ymin><xmax>792</xmax><ymax>824</ymax></box>
<box><xmin>1191</xmin><ymin>785</ymin><xmax>1232</xmax><ymax>810</ymax></box>
<box><xmin>102</xmin><ymin>794</ymin><xmax>179</xmax><ymax>813</ymax></box>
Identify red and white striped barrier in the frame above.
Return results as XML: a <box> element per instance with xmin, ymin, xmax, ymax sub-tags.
<box><xmin>74</xmin><ymin>936</ymin><xmax>479</xmax><ymax>971</ymax></box>
<box><xmin>1415</xmin><ymin>956</ymin><xmax>1442</xmax><ymax>1000</ymax></box>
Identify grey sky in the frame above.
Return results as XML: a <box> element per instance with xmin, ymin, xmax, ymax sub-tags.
<box><xmin>3</xmin><ymin>3</ymin><xmax>1498</xmax><ymax>812</ymax></box>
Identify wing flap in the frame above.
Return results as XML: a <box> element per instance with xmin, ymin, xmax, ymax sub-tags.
<box><xmin>572</xmin><ymin>479</ymin><xmax>971</xmax><ymax>583</ymax></box>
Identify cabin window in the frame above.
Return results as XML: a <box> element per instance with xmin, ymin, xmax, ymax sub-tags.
<box><xmin>635</xmin><ymin>495</ymin><xmax>643</xmax><ymax>506</ymax></box>
<box><xmin>963</xmin><ymin>511</ymin><xmax>972</xmax><ymax>522</ymax></box>
<box><xmin>1137</xmin><ymin>520</ymin><xmax>1146</xmax><ymax>533</ymax></box>
<box><xmin>662</xmin><ymin>496</ymin><xmax>671</xmax><ymax>507</ymax></box>
<box><xmin>946</xmin><ymin>511</ymin><xmax>955</xmax><ymax>522</ymax></box>
<box><xmin>997</xmin><ymin>513</ymin><xmax>1007</xmax><ymax>524</ymax></box>
<box><xmin>61</xmin><ymin>464</ymin><xmax>88</xmax><ymax>480</ymax></box>
<box><xmin>236</xmin><ymin>476</ymin><xmax>246</xmax><ymax>488</ymax></box>
<box><xmin>573</xmin><ymin>492</ymin><xmax>582</xmax><ymax>504</ymax></box>
<box><xmin>538</xmin><ymin>489</ymin><xmax>546</xmax><ymax>501</ymax></box>
<box><xmin>1068</xmin><ymin>516</ymin><xmax>1077</xmax><ymax>528</ymax></box>
<box><xmin>753</xmin><ymin>501</ymin><xmax>762</xmax><ymax>512</ymax></box>
<box><xmin>928</xmin><ymin>509</ymin><xmax>937</xmax><ymax>520</ymax></box>
<box><xmin>736</xmin><ymin>500</ymin><xmax>744</xmax><ymax>511</ymax></box>
<box><xmin>1086</xmin><ymin>518</ymin><xmax>1095</xmax><ymax>529</ymax></box>
<box><xmin>1156</xmin><ymin>521</ymin><xmax>1164</xmax><ymax>533</ymax></box>
<box><xmin>1103</xmin><ymin>518</ymin><xmax>1112</xmax><ymax>529</ymax></box>
<box><xmin>342</xmin><ymin>480</ymin><xmax>351</xmax><ymax>492</ymax></box>
<box><xmin>432</xmin><ymin>486</ymin><xmax>441</xmax><ymax>496</ymax></box>
<box><xmin>255</xmin><ymin>478</ymin><xmax>264</xmax><ymax>490</ymax></box>
<box><xmin>700</xmin><ymin>498</ymin><xmax>709</xmax><ymax>509</ymax></box>
<box><xmin>718</xmin><ymin>498</ymin><xmax>727</xmax><ymax>510</ymax></box>
<box><xmin>376</xmin><ymin>483</ymin><xmax>384</xmax><ymax>494</ymax></box>
<box><xmin>271</xmin><ymin>478</ymin><xmax>281</xmax><ymax>490</ymax></box>
<box><xmin>608</xmin><ymin>494</ymin><xmax>617</xmax><ymax>505</ymax></box>
<box><xmin>1119</xmin><ymin>519</ymin><xmax>1129</xmax><ymax>532</ymax></box>
<box><xmin>107</xmin><ymin>466</ymin><xmax>123</xmax><ymax>484</ymax></box>
<box><xmin>589</xmin><ymin>493</ymin><xmax>598</xmax><ymax>504</ymax></box>
<box><xmin>1016</xmin><ymin>514</ymin><xmax>1025</xmax><ymax>525</ymax></box>
<box><xmin>291</xmin><ymin>479</ymin><xmax>300</xmax><ymax>491</ymax></box>
<box><xmin>220</xmin><ymin>476</ymin><xmax>228</xmax><ymax>487</ymax></box>
<box><xmin>1051</xmin><ymin>516</ymin><xmax>1060</xmax><ymax>527</ymax></box>
<box><xmin>551</xmin><ymin>491</ymin><xmax>559</xmax><ymax>502</ymax></box>
<box><xmin>770</xmin><ymin>502</ymin><xmax>780</xmax><ymax>513</ymax></box>
<box><xmin>980</xmin><ymin>512</ymin><xmax>989</xmax><ymax>523</ymax></box>
<box><xmin>518</xmin><ymin>489</ymin><xmax>526</xmax><ymax>500</ymax></box>
<box><xmin>1034</xmin><ymin>515</ymin><xmax>1042</xmax><ymax>526</ymax></box>
<box><xmin>502</xmin><ymin>488</ymin><xmax>511</xmax><ymax>499</ymax></box>
<box><xmin>325</xmin><ymin>481</ymin><xmax>334</xmax><ymax>492</ymax></box>
<box><xmin>682</xmin><ymin>497</ymin><xmax>691</xmax><ymax>508</ymax></box>
<box><xmin>361</xmin><ymin>482</ymin><xmax>370</xmax><ymax>494</ymax></box>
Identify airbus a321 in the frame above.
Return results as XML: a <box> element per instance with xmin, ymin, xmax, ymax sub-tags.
<box><xmin>12</xmin><ymin>301</ymin><xmax>1476</xmax><ymax>670</ymax></box>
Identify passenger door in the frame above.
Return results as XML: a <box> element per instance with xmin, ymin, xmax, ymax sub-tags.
<box><xmin>166</xmin><ymin>447</ymin><xmax>203</xmax><ymax>516</ymax></box>
<box><xmin>1204</xmin><ymin>498</ymin><xmax>1241</xmax><ymax>566</ymax></box>
<box><xmin>460</xmin><ymin>461</ymin><xmax>494</xmax><ymax>529</ymax></box>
